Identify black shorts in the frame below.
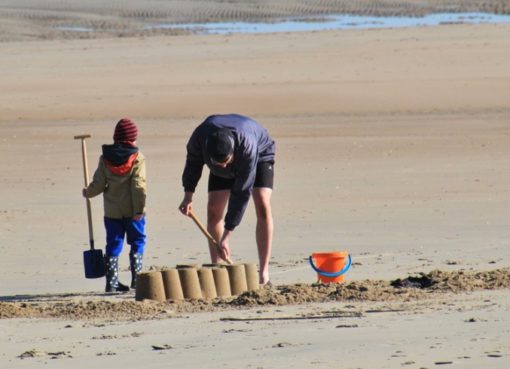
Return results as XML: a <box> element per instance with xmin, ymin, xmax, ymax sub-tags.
<box><xmin>208</xmin><ymin>161</ymin><xmax>274</xmax><ymax>192</ymax></box>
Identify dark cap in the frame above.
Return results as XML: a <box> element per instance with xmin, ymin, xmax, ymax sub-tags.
<box><xmin>206</xmin><ymin>128</ymin><xmax>234</xmax><ymax>163</ymax></box>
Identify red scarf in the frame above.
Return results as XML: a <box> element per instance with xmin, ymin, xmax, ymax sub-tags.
<box><xmin>104</xmin><ymin>152</ymin><xmax>139</xmax><ymax>176</ymax></box>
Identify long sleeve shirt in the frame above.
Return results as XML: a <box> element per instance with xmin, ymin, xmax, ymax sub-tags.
<box><xmin>182</xmin><ymin>114</ymin><xmax>275</xmax><ymax>230</ymax></box>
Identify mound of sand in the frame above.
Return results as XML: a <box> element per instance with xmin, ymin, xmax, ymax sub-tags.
<box><xmin>1</xmin><ymin>268</ymin><xmax>508</xmax><ymax>321</ymax></box>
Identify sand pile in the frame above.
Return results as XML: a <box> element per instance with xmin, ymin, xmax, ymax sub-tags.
<box><xmin>1</xmin><ymin>268</ymin><xmax>508</xmax><ymax>321</ymax></box>
<box><xmin>230</xmin><ymin>268</ymin><xmax>510</xmax><ymax>306</ymax></box>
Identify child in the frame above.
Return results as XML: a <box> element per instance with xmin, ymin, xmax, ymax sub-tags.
<box><xmin>83</xmin><ymin>118</ymin><xmax>147</xmax><ymax>292</ymax></box>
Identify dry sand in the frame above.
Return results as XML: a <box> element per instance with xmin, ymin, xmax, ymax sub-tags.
<box><xmin>1</xmin><ymin>1</ymin><xmax>510</xmax><ymax>368</ymax></box>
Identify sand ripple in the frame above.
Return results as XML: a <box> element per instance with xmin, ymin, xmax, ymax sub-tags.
<box><xmin>0</xmin><ymin>0</ymin><xmax>509</xmax><ymax>41</ymax></box>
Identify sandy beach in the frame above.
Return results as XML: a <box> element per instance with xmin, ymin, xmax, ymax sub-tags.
<box><xmin>1</xmin><ymin>0</ymin><xmax>510</xmax><ymax>368</ymax></box>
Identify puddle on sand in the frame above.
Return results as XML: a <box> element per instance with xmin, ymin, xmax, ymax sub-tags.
<box><xmin>144</xmin><ymin>12</ymin><xmax>510</xmax><ymax>35</ymax></box>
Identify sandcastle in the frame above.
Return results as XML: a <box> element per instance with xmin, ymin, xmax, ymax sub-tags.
<box><xmin>135</xmin><ymin>262</ymin><xmax>259</xmax><ymax>302</ymax></box>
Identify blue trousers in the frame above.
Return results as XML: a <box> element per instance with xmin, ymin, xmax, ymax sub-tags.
<box><xmin>104</xmin><ymin>216</ymin><xmax>146</xmax><ymax>257</ymax></box>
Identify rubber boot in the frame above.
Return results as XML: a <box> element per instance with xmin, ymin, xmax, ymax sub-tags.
<box><xmin>129</xmin><ymin>252</ymin><xmax>143</xmax><ymax>289</ymax></box>
<box><xmin>105</xmin><ymin>255</ymin><xmax>130</xmax><ymax>293</ymax></box>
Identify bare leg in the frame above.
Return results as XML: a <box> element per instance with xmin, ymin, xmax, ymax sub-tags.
<box><xmin>252</xmin><ymin>187</ymin><xmax>273</xmax><ymax>284</ymax></box>
<box><xmin>207</xmin><ymin>190</ymin><xmax>229</xmax><ymax>263</ymax></box>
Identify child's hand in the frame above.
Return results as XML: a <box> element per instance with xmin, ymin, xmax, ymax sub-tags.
<box><xmin>82</xmin><ymin>188</ymin><xmax>87</xmax><ymax>197</ymax></box>
<box><xmin>133</xmin><ymin>214</ymin><xmax>144</xmax><ymax>221</ymax></box>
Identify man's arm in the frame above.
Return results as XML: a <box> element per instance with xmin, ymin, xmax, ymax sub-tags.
<box><xmin>224</xmin><ymin>148</ymin><xmax>258</xmax><ymax>230</ymax></box>
<box><xmin>182</xmin><ymin>128</ymin><xmax>205</xmax><ymax>193</ymax></box>
<box><xmin>180</xmin><ymin>127</ymin><xmax>204</xmax><ymax>215</ymax></box>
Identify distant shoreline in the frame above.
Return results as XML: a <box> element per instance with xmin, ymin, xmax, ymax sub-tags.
<box><xmin>145</xmin><ymin>13</ymin><xmax>510</xmax><ymax>35</ymax></box>
<box><xmin>1</xmin><ymin>0</ymin><xmax>509</xmax><ymax>42</ymax></box>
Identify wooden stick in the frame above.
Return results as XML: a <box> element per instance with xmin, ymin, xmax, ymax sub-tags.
<box><xmin>74</xmin><ymin>134</ymin><xmax>95</xmax><ymax>250</ymax></box>
<box><xmin>188</xmin><ymin>210</ymin><xmax>233</xmax><ymax>264</ymax></box>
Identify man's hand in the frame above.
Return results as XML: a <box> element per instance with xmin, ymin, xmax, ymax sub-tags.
<box><xmin>179</xmin><ymin>192</ymin><xmax>193</xmax><ymax>215</ymax></box>
<box><xmin>218</xmin><ymin>229</ymin><xmax>233</xmax><ymax>263</ymax></box>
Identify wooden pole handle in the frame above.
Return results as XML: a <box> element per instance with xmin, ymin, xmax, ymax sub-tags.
<box><xmin>188</xmin><ymin>210</ymin><xmax>233</xmax><ymax>264</ymax></box>
<box><xmin>75</xmin><ymin>134</ymin><xmax>95</xmax><ymax>250</ymax></box>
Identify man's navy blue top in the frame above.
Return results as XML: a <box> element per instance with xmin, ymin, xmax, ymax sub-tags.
<box><xmin>182</xmin><ymin>114</ymin><xmax>276</xmax><ymax>230</ymax></box>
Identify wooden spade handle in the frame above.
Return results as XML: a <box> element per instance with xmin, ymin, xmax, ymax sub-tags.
<box><xmin>188</xmin><ymin>210</ymin><xmax>233</xmax><ymax>264</ymax></box>
<box><xmin>74</xmin><ymin>134</ymin><xmax>95</xmax><ymax>250</ymax></box>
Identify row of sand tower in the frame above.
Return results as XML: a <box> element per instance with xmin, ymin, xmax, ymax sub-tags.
<box><xmin>135</xmin><ymin>263</ymin><xmax>259</xmax><ymax>301</ymax></box>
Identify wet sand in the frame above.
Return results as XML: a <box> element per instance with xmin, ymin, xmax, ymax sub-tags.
<box><xmin>1</xmin><ymin>1</ymin><xmax>510</xmax><ymax>368</ymax></box>
<box><xmin>1</xmin><ymin>0</ymin><xmax>509</xmax><ymax>41</ymax></box>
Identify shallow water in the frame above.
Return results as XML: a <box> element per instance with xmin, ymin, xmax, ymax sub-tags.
<box><xmin>56</xmin><ymin>26</ymin><xmax>94</xmax><ymax>32</ymax></box>
<box><xmin>145</xmin><ymin>12</ymin><xmax>510</xmax><ymax>35</ymax></box>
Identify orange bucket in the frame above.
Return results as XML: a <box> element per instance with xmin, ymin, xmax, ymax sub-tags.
<box><xmin>309</xmin><ymin>251</ymin><xmax>351</xmax><ymax>283</ymax></box>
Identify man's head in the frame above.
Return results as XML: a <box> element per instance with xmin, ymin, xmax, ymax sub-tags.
<box><xmin>114</xmin><ymin>118</ymin><xmax>138</xmax><ymax>143</ymax></box>
<box><xmin>206</xmin><ymin>128</ymin><xmax>235</xmax><ymax>166</ymax></box>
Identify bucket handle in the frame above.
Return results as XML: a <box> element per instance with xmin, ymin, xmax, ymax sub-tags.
<box><xmin>308</xmin><ymin>254</ymin><xmax>352</xmax><ymax>278</ymax></box>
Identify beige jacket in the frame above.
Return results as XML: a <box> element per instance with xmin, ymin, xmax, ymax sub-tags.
<box><xmin>85</xmin><ymin>152</ymin><xmax>146</xmax><ymax>219</ymax></box>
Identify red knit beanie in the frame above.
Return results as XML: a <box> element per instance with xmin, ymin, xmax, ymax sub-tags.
<box><xmin>113</xmin><ymin>118</ymin><xmax>138</xmax><ymax>143</ymax></box>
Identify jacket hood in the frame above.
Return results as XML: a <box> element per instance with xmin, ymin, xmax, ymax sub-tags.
<box><xmin>102</xmin><ymin>143</ymin><xmax>138</xmax><ymax>165</ymax></box>
<box><xmin>102</xmin><ymin>143</ymin><xmax>139</xmax><ymax>176</ymax></box>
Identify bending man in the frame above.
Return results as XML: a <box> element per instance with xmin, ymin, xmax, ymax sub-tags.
<box><xmin>179</xmin><ymin>114</ymin><xmax>276</xmax><ymax>285</ymax></box>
